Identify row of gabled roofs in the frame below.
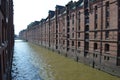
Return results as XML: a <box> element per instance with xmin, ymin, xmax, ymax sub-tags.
<box><xmin>26</xmin><ymin>0</ymin><xmax>96</xmax><ymax>29</ymax></box>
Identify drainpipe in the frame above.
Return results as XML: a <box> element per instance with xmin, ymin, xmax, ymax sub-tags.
<box><xmin>100</xmin><ymin>0</ymin><xmax>103</xmax><ymax>68</ymax></box>
<box><xmin>66</xmin><ymin>4</ymin><xmax>69</xmax><ymax>57</ymax></box>
<box><xmin>117</xmin><ymin>0</ymin><xmax>120</xmax><ymax>66</ymax></box>
<box><xmin>75</xmin><ymin>2</ymin><xmax>78</xmax><ymax>61</ymax></box>
<box><xmin>49</xmin><ymin>11</ymin><xmax>51</xmax><ymax>48</ymax></box>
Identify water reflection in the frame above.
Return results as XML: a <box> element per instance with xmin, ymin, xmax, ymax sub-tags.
<box><xmin>12</xmin><ymin>40</ymin><xmax>120</xmax><ymax>80</ymax></box>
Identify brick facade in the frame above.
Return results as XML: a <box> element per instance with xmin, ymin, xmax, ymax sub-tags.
<box><xmin>0</xmin><ymin>0</ymin><xmax>14</xmax><ymax>80</ymax></box>
<box><xmin>19</xmin><ymin>0</ymin><xmax>120</xmax><ymax>77</ymax></box>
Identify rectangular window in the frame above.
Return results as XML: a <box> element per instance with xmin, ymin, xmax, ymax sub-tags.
<box><xmin>78</xmin><ymin>32</ymin><xmax>80</xmax><ymax>38</ymax></box>
<box><xmin>67</xmin><ymin>34</ymin><xmax>70</xmax><ymax>38</ymax></box>
<box><xmin>105</xmin><ymin>31</ymin><xmax>109</xmax><ymax>39</ymax></box>
<box><xmin>56</xmin><ymin>46</ymin><xmax>58</xmax><ymax>49</ymax></box>
<box><xmin>94</xmin><ymin>43</ymin><xmax>97</xmax><ymax>50</ymax></box>
<box><xmin>78</xmin><ymin>12</ymin><xmax>81</xmax><ymax>19</ymax></box>
<box><xmin>72</xmin><ymin>27</ymin><xmax>74</xmax><ymax>31</ymax></box>
<box><xmin>106</xmin><ymin>1</ymin><xmax>109</xmax><ymax>11</ymax></box>
<box><xmin>105</xmin><ymin>1</ymin><xmax>110</xmax><ymax>28</ymax></box>
<box><xmin>85</xmin><ymin>25</ymin><xmax>89</xmax><ymax>31</ymax></box>
<box><xmin>85</xmin><ymin>9</ymin><xmax>89</xmax><ymax>16</ymax></box>
<box><xmin>94</xmin><ymin>6</ymin><xmax>98</xmax><ymax>29</ymax></box>
<box><xmin>94</xmin><ymin>31</ymin><xmax>97</xmax><ymax>38</ymax></box>
<box><xmin>95</xmin><ymin>23</ymin><xmax>97</xmax><ymax>29</ymax></box>
<box><xmin>105</xmin><ymin>44</ymin><xmax>110</xmax><ymax>52</ymax></box>
<box><xmin>56</xmin><ymin>30</ymin><xmax>58</xmax><ymax>33</ymax></box>
<box><xmin>56</xmin><ymin>24</ymin><xmax>58</xmax><ymax>29</ymax></box>
<box><xmin>56</xmin><ymin>40</ymin><xmax>58</xmax><ymax>44</ymax></box>
<box><xmin>95</xmin><ymin>6</ymin><xmax>97</xmax><ymax>11</ymax></box>
<box><xmin>67</xmin><ymin>28</ymin><xmax>70</xmax><ymax>32</ymax></box>
<box><xmin>85</xmin><ymin>18</ymin><xmax>89</xmax><ymax>24</ymax></box>
<box><xmin>106</xmin><ymin>20</ymin><xmax>109</xmax><ymax>28</ymax></box>
<box><xmin>104</xmin><ymin>56</ymin><xmax>110</xmax><ymax>61</ymax></box>
<box><xmin>78</xmin><ymin>12</ymin><xmax>81</xmax><ymax>30</ymax></box>
<box><xmin>72</xmin><ymin>14</ymin><xmax>74</xmax><ymax>25</ymax></box>
<box><xmin>72</xmin><ymin>41</ymin><xmax>74</xmax><ymax>46</ymax></box>
<box><xmin>56</xmin><ymin>35</ymin><xmax>58</xmax><ymax>38</ymax></box>
<box><xmin>67</xmin><ymin>16</ymin><xmax>69</xmax><ymax>20</ymax></box>
<box><xmin>95</xmin><ymin>6</ymin><xmax>98</xmax><ymax>19</ymax></box>
<box><xmin>67</xmin><ymin>40</ymin><xmax>69</xmax><ymax>46</ymax></box>
<box><xmin>67</xmin><ymin>48</ymin><xmax>69</xmax><ymax>51</ymax></box>
<box><xmin>78</xmin><ymin>42</ymin><xmax>81</xmax><ymax>47</ymax></box>
<box><xmin>95</xmin><ymin>14</ymin><xmax>98</xmax><ymax>20</ymax></box>
<box><xmin>85</xmin><ymin>33</ymin><xmax>89</xmax><ymax>39</ymax></box>
<box><xmin>72</xmin><ymin>33</ymin><xmax>74</xmax><ymax>38</ymax></box>
<box><xmin>85</xmin><ymin>42</ymin><xmax>89</xmax><ymax>50</ymax></box>
<box><xmin>78</xmin><ymin>25</ymin><xmax>80</xmax><ymax>30</ymax></box>
<box><xmin>67</xmin><ymin>22</ymin><xmax>70</xmax><ymax>26</ymax></box>
<box><xmin>84</xmin><ymin>0</ymin><xmax>89</xmax><ymax>8</ymax></box>
<box><xmin>106</xmin><ymin>10</ymin><xmax>109</xmax><ymax>18</ymax></box>
<box><xmin>84</xmin><ymin>42</ymin><xmax>89</xmax><ymax>57</ymax></box>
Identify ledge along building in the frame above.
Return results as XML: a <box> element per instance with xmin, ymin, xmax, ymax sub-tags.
<box><xmin>19</xmin><ymin>0</ymin><xmax>120</xmax><ymax>77</ymax></box>
<box><xmin>0</xmin><ymin>0</ymin><xmax>14</xmax><ymax>80</ymax></box>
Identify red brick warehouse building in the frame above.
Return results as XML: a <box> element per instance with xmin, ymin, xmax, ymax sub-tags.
<box><xmin>0</xmin><ymin>0</ymin><xmax>14</xmax><ymax>80</ymax></box>
<box><xmin>19</xmin><ymin>0</ymin><xmax>120</xmax><ymax>77</ymax></box>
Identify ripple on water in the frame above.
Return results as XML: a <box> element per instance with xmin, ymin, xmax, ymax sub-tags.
<box><xmin>12</xmin><ymin>40</ymin><xmax>120</xmax><ymax>80</ymax></box>
<box><xmin>12</xmin><ymin>40</ymin><xmax>42</xmax><ymax>80</ymax></box>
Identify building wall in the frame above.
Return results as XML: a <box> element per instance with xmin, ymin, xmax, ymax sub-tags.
<box><xmin>19</xmin><ymin>0</ymin><xmax>120</xmax><ymax>77</ymax></box>
<box><xmin>0</xmin><ymin>0</ymin><xmax>14</xmax><ymax>80</ymax></box>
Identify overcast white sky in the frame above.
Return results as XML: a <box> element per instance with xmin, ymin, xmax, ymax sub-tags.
<box><xmin>14</xmin><ymin>0</ymin><xmax>78</xmax><ymax>35</ymax></box>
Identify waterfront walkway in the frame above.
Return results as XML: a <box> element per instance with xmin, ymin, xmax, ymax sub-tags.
<box><xmin>12</xmin><ymin>40</ymin><xmax>120</xmax><ymax>80</ymax></box>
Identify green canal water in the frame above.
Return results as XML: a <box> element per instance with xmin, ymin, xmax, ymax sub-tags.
<box><xmin>12</xmin><ymin>40</ymin><xmax>120</xmax><ymax>80</ymax></box>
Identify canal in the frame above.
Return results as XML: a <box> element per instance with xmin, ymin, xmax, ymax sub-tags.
<box><xmin>12</xmin><ymin>40</ymin><xmax>120</xmax><ymax>80</ymax></box>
